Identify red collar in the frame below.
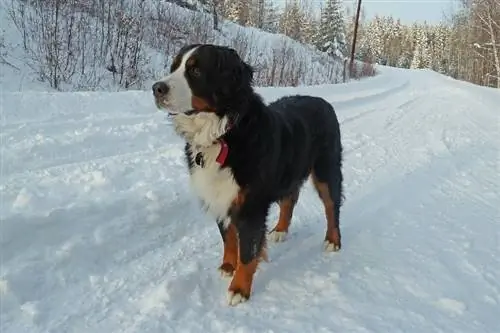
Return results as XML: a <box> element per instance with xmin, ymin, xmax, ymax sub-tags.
<box><xmin>215</xmin><ymin>139</ymin><xmax>229</xmax><ymax>165</ymax></box>
<box><xmin>215</xmin><ymin>119</ymin><xmax>232</xmax><ymax>165</ymax></box>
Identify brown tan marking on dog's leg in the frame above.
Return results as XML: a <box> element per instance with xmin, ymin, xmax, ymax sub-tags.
<box><xmin>226</xmin><ymin>191</ymin><xmax>269</xmax><ymax>305</ymax></box>
<box><xmin>311</xmin><ymin>172</ymin><xmax>341</xmax><ymax>252</ymax></box>
<box><xmin>218</xmin><ymin>191</ymin><xmax>246</xmax><ymax>277</ymax></box>
<box><xmin>269</xmin><ymin>190</ymin><xmax>299</xmax><ymax>242</ymax></box>
<box><xmin>227</xmin><ymin>247</ymin><xmax>261</xmax><ymax>306</ymax></box>
<box><xmin>218</xmin><ymin>222</ymin><xmax>238</xmax><ymax>277</ymax></box>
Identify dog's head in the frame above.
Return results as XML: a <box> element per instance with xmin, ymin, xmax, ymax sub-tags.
<box><xmin>152</xmin><ymin>44</ymin><xmax>254</xmax><ymax>117</ymax></box>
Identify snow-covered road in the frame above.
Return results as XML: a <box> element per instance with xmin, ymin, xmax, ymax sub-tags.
<box><xmin>1</xmin><ymin>67</ymin><xmax>499</xmax><ymax>332</ymax></box>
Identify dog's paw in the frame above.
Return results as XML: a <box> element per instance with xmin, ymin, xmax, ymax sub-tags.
<box><xmin>324</xmin><ymin>240</ymin><xmax>341</xmax><ymax>252</ymax></box>
<box><xmin>227</xmin><ymin>290</ymin><xmax>248</xmax><ymax>306</ymax></box>
<box><xmin>218</xmin><ymin>263</ymin><xmax>235</xmax><ymax>278</ymax></box>
<box><xmin>268</xmin><ymin>230</ymin><xmax>288</xmax><ymax>242</ymax></box>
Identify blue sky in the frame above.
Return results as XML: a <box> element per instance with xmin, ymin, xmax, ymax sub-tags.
<box><xmin>349</xmin><ymin>0</ymin><xmax>460</xmax><ymax>23</ymax></box>
<box><xmin>274</xmin><ymin>0</ymin><xmax>462</xmax><ymax>24</ymax></box>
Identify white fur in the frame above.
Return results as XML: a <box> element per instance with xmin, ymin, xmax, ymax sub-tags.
<box><xmin>324</xmin><ymin>240</ymin><xmax>341</xmax><ymax>252</ymax></box>
<box><xmin>218</xmin><ymin>267</ymin><xmax>233</xmax><ymax>278</ymax></box>
<box><xmin>173</xmin><ymin>112</ymin><xmax>230</xmax><ymax>147</ymax></box>
<box><xmin>227</xmin><ymin>291</ymin><xmax>247</xmax><ymax>306</ymax></box>
<box><xmin>158</xmin><ymin>46</ymin><xmax>237</xmax><ymax>221</ymax></box>
<box><xmin>157</xmin><ymin>46</ymin><xmax>199</xmax><ymax>114</ymax></box>
<box><xmin>221</xmin><ymin>217</ymin><xmax>231</xmax><ymax>229</ymax></box>
<box><xmin>268</xmin><ymin>230</ymin><xmax>288</xmax><ymax>242</ymax></box>
<box><xmin>188</xmin><ymin>141</ymin><xmax>239</xmax><ymax>221</ymax></box>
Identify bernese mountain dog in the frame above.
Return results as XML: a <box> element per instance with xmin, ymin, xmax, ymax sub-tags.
<box><xmin>152</xmin><ymin>43</ymin><xmax>344</xmax><ymax>306</ymax></box>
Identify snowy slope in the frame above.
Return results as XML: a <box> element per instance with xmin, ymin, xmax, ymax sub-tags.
<box><xmin>0</xmin><ymin>0</ymin><xmax>346</xmax><ymax>93</ymax></box>
<box><xmin>1</xmin><ymin>67</ymin><xmax>499</xmax><ymax>333</ymax></box>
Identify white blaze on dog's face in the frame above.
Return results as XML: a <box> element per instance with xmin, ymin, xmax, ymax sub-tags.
<box><xmin>153</xmin><ymin>46</ymin><xmax>199</xmax><ymax>114</ymax></box>
<box><xmin>151</xmin><ymin>44</ymin><xmax>255</xmax><ymax>146</ymax></box>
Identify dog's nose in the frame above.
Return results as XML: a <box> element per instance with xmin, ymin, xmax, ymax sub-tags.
<box><xmin>152</xmin><ymin>81</ymin><xmax>169</xmax><ymax>96</ymax></box>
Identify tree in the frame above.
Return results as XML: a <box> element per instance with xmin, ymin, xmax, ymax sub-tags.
<box><xmin>262</xmin><ymin>0</ymin><xmax>280</xmax><ymax>33</ymax></box>
<box><xmin>279</xmin><ymin>0</ymin><xmax>306</xmax><ymax>42</ymax></box>
<box><xmin>410</xmin><ymin>23</ymin><xmax>431</xmax><ymax>69</ymax></box>
<box><xmin>470</xmin><ymin>0</ymin><xmax>500</xmax><ymax>87</ymax></box>
<box><xmin>226</xmin><ymin>0</ymin><xmax>241</xmax><ymax>23</ymax></box>
<box><xmin>211</xmin><ymin>0</ymin><xmax>224</xmax><ymax>30</ymax></box>
<box><xmin>316</xmin><ymin>0</ymin><xmax>347</xmax><ymax>58</ymax></box>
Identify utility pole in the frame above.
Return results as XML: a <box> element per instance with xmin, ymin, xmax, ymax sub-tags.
<box><xmin>349</xmin><ymin>0</ymin><xmax>362</xmax><ymax>77</ymax></box>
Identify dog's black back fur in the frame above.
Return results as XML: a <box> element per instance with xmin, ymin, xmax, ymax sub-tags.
<box><xmin>223</xmin><ymin>94</ymin><xmax>343</xmax><ymax>201</ymax></box>
<box><xmin>219</xmin><ymin>94</ymin><xmax>343</xmax><ymax>264</ymax></box>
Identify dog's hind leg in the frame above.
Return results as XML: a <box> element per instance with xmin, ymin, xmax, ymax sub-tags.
<box><xmin>311</xmin><ymin>154</ymin><xmax>343</xmax><ymax>252</ymax></box>
<box><xmin>268</xmin><ymin>189</ymin><xmax>300</xmax><ymax>242</ymax></box>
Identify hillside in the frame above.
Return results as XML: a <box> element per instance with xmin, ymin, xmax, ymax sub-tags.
<box><xmin>0</xmin><ymin>0</ymin><xmax>352</xmax><ymax>93</ymax></box>
<box><xmin>1</xmin><ymin>66</ymin><xmax>499</xmax><ymax>332</ymax></box>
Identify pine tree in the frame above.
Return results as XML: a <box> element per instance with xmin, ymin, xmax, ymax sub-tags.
<box><xmin>246</xmin><ymin>0</ymin><xmax>259</xmax><ymax>27</ymax></box>
<box><xmin>279</xmin><ymin>0</ymin><xmax>305</xmax><ymax>42</ymax></box>
<box><xmin>369</xmin><ymin>16</ymin><xmax>384</xmax><ymax>63</ymax></box>
<box><xmin>262</xmin><ymin>0</ymin><xmax>280</xmax><ymax>33</ymax></box>
<box><xmin>255</xmin><ymin>0</ymin><xmax>266</xmax><ymax>28</ymax></box>
<box><xmin>344</xmin><ymin>1</ymin><xmax>367</xmax><ymax>61</ymax></box>
<box><xmin>316</xmin><ymin>0</ymin><xmax>347</xmax><ymax>58</ymax></box>
<box><xmin>432</xmin><ymin>23</ymin><xmax>448</xmax><ymax>73</ymax></box>
<box><xmin>410</xmin><ymin>24</ymin><xmax>431</xmax><ymax>69</ymax></box>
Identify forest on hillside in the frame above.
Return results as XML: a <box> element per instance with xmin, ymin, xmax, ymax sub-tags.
<box><xmin>222</xmin><ymin>0</ymin><xmax>500</xmax><ymax>88</ymax></box>
<box><xmin>2</xmin><ymin>0</ymin><xmax>498</xmax><ymax>89</ymax></box>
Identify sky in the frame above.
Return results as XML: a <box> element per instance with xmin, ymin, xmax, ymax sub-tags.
<box><xmin>273</xmin><ymin>0</ymin><xmax>462</xmax><ymax>24</ymax></box>
<box><xmin>346</xmin><ymin>0</ymin><xmax>461</xmax><ymax>23</ymax></box>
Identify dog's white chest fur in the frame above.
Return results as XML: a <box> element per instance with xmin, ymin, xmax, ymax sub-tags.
<box><xmin>189</xmin><ymin>143</ymin><xmax>239</xmax><ymax>220</ymax></box>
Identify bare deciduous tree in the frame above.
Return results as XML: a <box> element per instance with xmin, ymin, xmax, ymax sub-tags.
<box><xmin>470</xmin><ymin>0</ymin><xmax>500</xmax><ymax>87</ymax></box>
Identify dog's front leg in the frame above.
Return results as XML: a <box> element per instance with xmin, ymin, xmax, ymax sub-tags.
<box><xmin>227</xmin><ymin>202</ymin><xmax>269</xmax><ymax>306</ymax></box>
<box><xmin>217</xmin><ymin>218</ymin><xmax>238</xmax><ymax>278</ymax></box>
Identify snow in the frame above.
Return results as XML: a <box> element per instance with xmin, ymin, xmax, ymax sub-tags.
<box><xmin>1</xmin><ymin>66</ymin><xmax>500</xmax><ymax>332</ymax></box>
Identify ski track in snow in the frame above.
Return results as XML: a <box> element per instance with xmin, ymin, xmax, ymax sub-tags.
<box><xmin>1</xmin><ymin>67</ymin><xmax>499</xmax><ymax>333</ymax></box>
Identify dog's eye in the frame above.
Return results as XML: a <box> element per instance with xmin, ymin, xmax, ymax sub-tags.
<box><xmin>190</xmin><ymin>67</ymin><xmax>201</xmax><ymax>77</ymax></box>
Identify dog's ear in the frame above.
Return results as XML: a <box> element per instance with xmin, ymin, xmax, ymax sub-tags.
<box><xmin>209</xmin><ymin>46</ymin><xmax>255</xmax><ymax>115</ymax></box>
<box><xmin>227</xmin><ymin>47</ymin><xmax>253</xmax><ymax>84</ymax></box>
<box><xmin>241</xmin><ymin>60</ymin><xmax>254</xmax><ymax>85</ymax></box>
<box><xmin>217</xmin><ymin>47</ymin><xmax>254</xmax><ymax>93</ymax></box>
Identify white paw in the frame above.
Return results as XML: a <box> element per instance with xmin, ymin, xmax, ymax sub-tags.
<box><xmin>269</xmin><ymin>230</ymin><xmax>288</xmax><ymax>242</ymax></box>
<box><xmin>218</xmin><ymin>267</ymin><xmax>234</xmax><ymax>278</ymax></box>
<box><xmin>324</xmin><ymin>240</ymin><xmax>341</xmax><ymax>252</ymax></box>
<box><xmin>227</xmin><ymin>291</ymin><xmax>248</xmax><ymax>306</ymax></box>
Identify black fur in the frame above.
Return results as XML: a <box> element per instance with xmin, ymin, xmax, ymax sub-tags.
<box><xmin>172</xmin><ymin>44</ymin><xmax>343</xmax><ymax>265</ymax></box>
<box><xmin>216</xmin><ymin>219</ymin><xmax>226</xmax><ymax>242</ymax></box>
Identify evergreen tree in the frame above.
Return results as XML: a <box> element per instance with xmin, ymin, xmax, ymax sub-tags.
<box><xmin>316</xmin><ymin>0</ymin><xmax>347</xmax><ymax>58</ymax></box>
<box><xmin>262</xmin><ymin>0</ymin><xmax>280</xmax><ymax>33</ymax></box>
<box><xmin>279</xmin><ymin>1</ymin><xmax>305</xmax><ymax>42</ymax></box>
<box><xmin>410</xmin><ymin>25</ymin><xmax>431</xmax><ymax>69</ymax></box>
